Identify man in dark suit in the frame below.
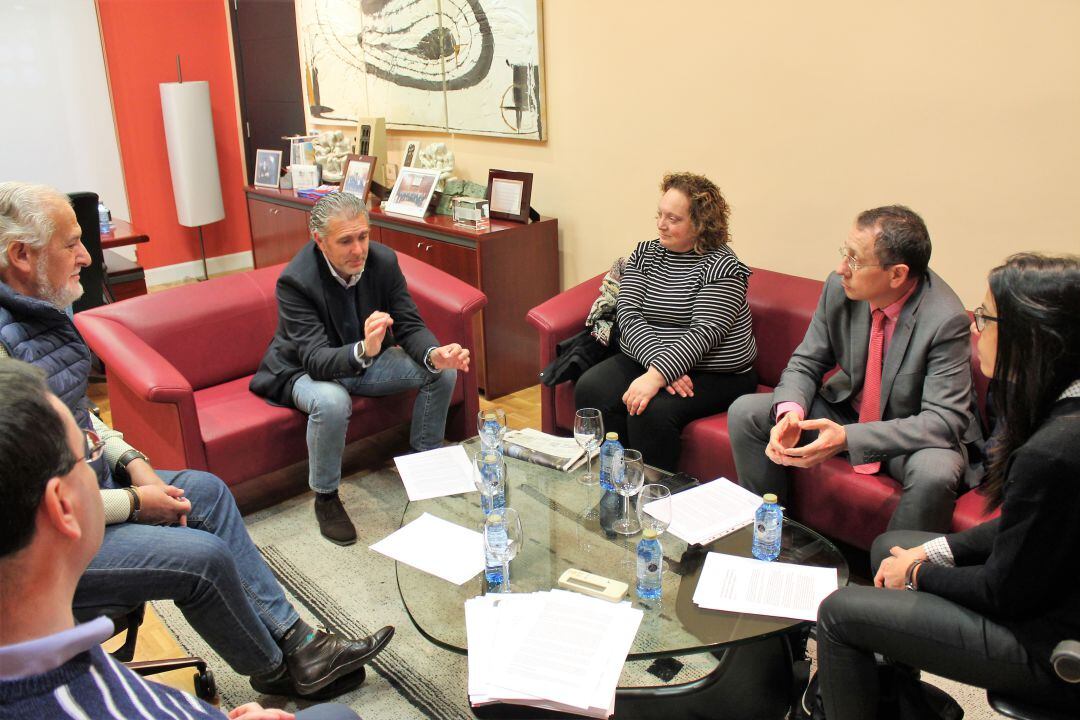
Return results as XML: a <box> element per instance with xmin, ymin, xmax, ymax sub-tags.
<box><xmin>251</xmin><ymin>192</ymin><xmax>470</xmax><ymax>544</ymax></box>
<box><xmin>728</xmin><ymin>205</ymin><xmax>981</xmax><ymax>532</ymax></box>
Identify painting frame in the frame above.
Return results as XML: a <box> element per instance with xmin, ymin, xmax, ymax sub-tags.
<box><xmin>384</xmin><ymin>166</ymin><xmax>441</xmax><ymax>218</ymax></box>
<box><xmin>341</xmin><ymin>154</ymin><xmax>377</xmax><ymax>200</ymax></box>
<box><xmin>486</xmin><ymin>169</ymin><xmax>534</xmax><ymax>223</ymax></box>
<box><xmin>292</xmin><ymin>164</ymin><xmax>320</xmax><ymax>191</ymax></box>
<box><xmin>253</xmin><ymin>149</ymin><xmax>282</xmax><ymax>189</ymax></box>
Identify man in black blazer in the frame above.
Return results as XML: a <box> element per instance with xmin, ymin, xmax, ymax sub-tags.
<box><xmin>251</xmin><ymin>192</ymin><xmax>470</xmax><ymax>544</ymax></box>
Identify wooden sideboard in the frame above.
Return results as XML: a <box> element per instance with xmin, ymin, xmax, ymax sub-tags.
<box><xmin>245</xmin><ymin>187</ymin><xmax>559</xmax><ymax>398</ymax></box>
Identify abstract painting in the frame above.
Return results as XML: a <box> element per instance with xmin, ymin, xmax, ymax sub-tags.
<box><xmin>298</xmin><ymin>0</ymin><xmax>546</xmax><ymax>140</ymax></box>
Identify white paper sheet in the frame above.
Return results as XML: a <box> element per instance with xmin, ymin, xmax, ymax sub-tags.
<box><xmin>394</xmin><ymin>445</ymin><xmax>476</xmax><ymax>501</ymax></box>
<box><xmin>646</xmin><ymin>477</ymin><xmax>762</xmax><ymax>546</ymax></box>
<box><xmin>369</xmin><ymin>512</ymin><xmax>484</xmax><ymax>584</ymax></box>
<box><xmin>692</xmin><ymin>552</ymin><xmax>839</xmax><ymax>621</ymax></box>
<box><xmin>489</xmin><ymin>177</ymin><xmax>524</xmax><ymax>215</ymax></box>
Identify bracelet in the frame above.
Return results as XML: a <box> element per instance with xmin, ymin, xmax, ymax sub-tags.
<box><xmin>904</xmin><ymin>560</ymin><xmax>924</xmax><ymax>591</ymax></box>
<box><xmin>124</xmin><ymin>486</ymin><xmax>141</xmax><ymax>523</ymax></box>
<box><xmin>116</xmin><ymin>449</ymin><xmax>149</xmax><ymax>478</ymax></box>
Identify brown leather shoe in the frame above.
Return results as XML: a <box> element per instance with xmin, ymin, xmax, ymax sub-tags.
<box><xmin>314</xmin><ymin>491</ymin><xmax>357</xmax><ymax>545</ymax></box>
<box><xmin>285</xmin><ymin>626</ymin><xmax>395</xmax><ymax>696</ymax></box>
<box><xmin>250</xmin><ymin>663</ymin><xmax>367</xmax><ymax>700</ymax></box>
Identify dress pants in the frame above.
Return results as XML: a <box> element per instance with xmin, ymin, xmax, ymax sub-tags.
<box><xmin>816</xmin><ymin>530</ymin><xmax>1080</xmax><ymax>718</ymax></box>
<box><xmin>727</xmin><ymin>392</ymin><xmax>964</xmax><ymax>532</ymax></box>
<box><xmin>574</xmin><ymin>351</ymin><xmax>757</xmax><ymax>472</ymax></box>
<box><xmin>74</xmin><ymin>470</ymin><xmax>300</xmax><ymax>677</ymax></box>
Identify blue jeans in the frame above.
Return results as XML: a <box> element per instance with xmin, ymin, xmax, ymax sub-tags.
<box><xmin>291</xmin><ymin>346</ymin><xmax>457</xmax><ymax>494</ymax></box>
<box><xmin>73</xmin><ymin>470</ymin><xmax>299</xmax><ymax>676</ymax></box>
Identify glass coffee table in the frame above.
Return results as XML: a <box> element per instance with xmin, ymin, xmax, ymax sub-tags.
<box><xmin>396</xmin><ymin>438</ymin><xmax>849</xmax><ymax>719</ymax></box>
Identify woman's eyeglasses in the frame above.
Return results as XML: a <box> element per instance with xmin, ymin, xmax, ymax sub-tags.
<box><xmin>973</xmin><ymin>306</ymin><xmax>999</xmax><ymax>333</ymax></box>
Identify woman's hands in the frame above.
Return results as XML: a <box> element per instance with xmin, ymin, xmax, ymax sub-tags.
<box><xmin>622</xmin><ymin>368</ymin><xmax>667</xmax><ymax>415</ymax></box>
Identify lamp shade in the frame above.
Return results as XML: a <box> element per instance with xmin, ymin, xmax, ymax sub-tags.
<box><xmin>160</xmin><ymin>81</ymin><xmax>225</xmax><ymax>227</ymax></box>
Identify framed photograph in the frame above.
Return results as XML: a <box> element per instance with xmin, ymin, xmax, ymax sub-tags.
<box><xmin>384</xmin><ymin>166</ymin><xmax>441</xmax><ymax>218</ymax></box>
<box><xmin>292</xmin><ymin>164</ymin><xmax>320</xmax><ymax>191</ymax></box>
<box><xmin>341</xmin><ymin>155</ymin><xmax>377</xmax><ymax>200</ymax></box>
<box><xmin>289</xmin><ymin>135</ymin><xmax>317</xmax><ymax>166</ymax></box>
<box><xmin>253</xmin><ymin>149</ymin><xmax>282</xmax><ymax>188</ymax></box>
<box><xmin>402</xmin><ymin>141</ymin><xmax>420</xmax><ymax>168</ymax></box>
<box><xmin>486</xmin><ymin>169</ymin><xmax>534</xmax><ymax>223</ymax></box>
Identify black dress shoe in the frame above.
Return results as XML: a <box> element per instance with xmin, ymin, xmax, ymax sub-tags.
<box><xmin>314</xmin><ymin>491</ymin><xmax>357</xmax><ymax>546</ymax></box>
<box><xmin>250</xmin><ymin>664</ymin><xmax>367</xmax><ymax>700</ymax></box>
<box><xmin>286</xmin><ymin>626</ymin><xmax>395</xmax><ymax>696</ymax></box>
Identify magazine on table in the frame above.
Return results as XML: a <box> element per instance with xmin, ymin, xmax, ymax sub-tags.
<box><xmin>502</xmin><ymin>428</ymin><xmax>590</xmax><ymax>472</ymax></box>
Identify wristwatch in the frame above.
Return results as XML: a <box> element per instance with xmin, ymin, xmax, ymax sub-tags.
<box><xmin>116</xmin><ymin>449</ymin><xmax>149</xmax><ymax>478</ymax></box>
<box><xmin>904</xmin><ymin>560</ymin><xmax>924</xmax><ymax>591</ymax></box>
<box><xmin>125</xmin><ymin>486</ymin><xmax>141</xmax><ymax>523</ymax></box>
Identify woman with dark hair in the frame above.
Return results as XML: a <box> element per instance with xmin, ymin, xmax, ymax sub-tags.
<box><xmin>574</xmin><ymin>172</ymin><xmax>758</xmax><ymax>471</ymax></box>
<box><xmin>813</xmin><ymin>253</ymin><xmax>1080</xmax><ymax>717</ymax></box>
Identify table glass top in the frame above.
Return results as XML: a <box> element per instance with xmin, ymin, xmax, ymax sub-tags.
<box><xmin>396</xmin><ymin>438</ymin><xmax>849</xmax><ymax>658</ymax></box>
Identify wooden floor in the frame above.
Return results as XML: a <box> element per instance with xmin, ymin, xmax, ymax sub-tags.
<box><xmin>87</xmin><ymin>374</ymin><xmax>540</xmax><ymax>701</ymax></box>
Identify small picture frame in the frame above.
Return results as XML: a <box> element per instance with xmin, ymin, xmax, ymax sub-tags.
<box><xmin>292</xmin><ymin>164</ymin><xmax>320</xmax><ymax>191</ymax></box>
<box><xmin>402</xmin><ymin>141</ymin><xmax>420</xmax><ymax>168</ymax></box>
<box><xmin>289</xmin><ymin>135</ymin><xmax>317</xmax><ymax>166</ymax></box>
<box><xmin>384</xmin><ymin>166</ymin><xmax>441</xmax><ymax>218</ymax></box>
<box><xmin>341</xmin><ymin>154</ymin><xmax>377</xmax><ymax>200</ymax></box>
<box><xmin>486</xmin><ymin>169</ymin><xmax>534</xmax><ymax>223</ymax></box>
<box><xmin>253</xmin><ymin>149</ymin><xmax>282</xmax><ymax>188</ymax></box>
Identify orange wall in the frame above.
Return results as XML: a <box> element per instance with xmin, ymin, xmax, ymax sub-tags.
<box><xmin>98</xmin><ymin>0</ymin><xmax>250</xmax><ymax>270</ymax></box>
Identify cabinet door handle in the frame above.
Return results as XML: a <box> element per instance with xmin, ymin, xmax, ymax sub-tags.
<box><xmin>416</xmin><ymin>242</ymin><xmax>423</xmax><ymax>249</ymax></box>
<box><xmin>271</xmin><ymin>208</ymin><xmax>279</xmax><ymax>215</ymax></box>
<box><xmin>425</xmin><ymin>244</ymin><xmax>432</xmax><ymax>251</ymax></box>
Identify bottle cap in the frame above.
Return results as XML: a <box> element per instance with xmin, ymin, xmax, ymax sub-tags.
<box><xmin>605</xmin><ymin>432</ymin><xmax>619</xmax><ymax>440</ymax></box>
<box><xmin>483</xmin><ymin>453</ymin><xmax>498</xmax><ymax>464</ymax></box>
<box><xmin>483</xmin><ymin>410</ymin><xmax>497</xmax><ymax>421</ymax></box>
<box><xmin>642</xmin><ymin>527</ymin><xmax>658</xmax><ymax>539</ymax></box>
<box><xmin>763</xmin><ymin>493</ymin><xmax>778</xmax><ymax>504</ymax></box>
<box><xmin>488</xmin><ymin>513</ymin><xmax>502</xmax><ymax>523</ymax></box>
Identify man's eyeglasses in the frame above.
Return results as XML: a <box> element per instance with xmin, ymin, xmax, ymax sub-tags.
<box><xmin>837</xmin><ymin>247</ymin><xmax>886</xmax><ymax>273</ymax></box>
<box><xmin>973</xmin><ymin>306</ymin><xmax>999</xmax><ymax>333</ymax></box>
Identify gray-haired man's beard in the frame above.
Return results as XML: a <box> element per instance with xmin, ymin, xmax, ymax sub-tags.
<box><xmin>34</xmin><ymin>254</ymin><xmax>84</xmax><ymax>309</ymax></box>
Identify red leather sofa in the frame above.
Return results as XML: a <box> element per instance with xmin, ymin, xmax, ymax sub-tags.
<box><xmin>527</xmin><ymin>267</ymin><xmax>996</xmax><ymax>550</ymax></box>
<box><xmin>75</xmin><ymin>254</ymin><xmax>487</xmax><ymax>498</ymax></box>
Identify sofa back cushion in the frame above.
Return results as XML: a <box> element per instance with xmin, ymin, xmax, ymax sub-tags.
<box><xmin>746</xmin><ymin>267</ymin><xmax>824</xmax><ymax>387</ymax></box>
<box><xmin>86</xmin><ymin>265</ymin><xmax>283</xmax><ymax>391</ymax></box>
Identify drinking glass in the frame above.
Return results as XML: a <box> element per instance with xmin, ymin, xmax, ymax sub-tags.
<box><xmin>637</xmin><ymin>484</ymin><xmax>672</xmax><ymax>537</ymax></box>
<box><xmin>477</xmin><ymin>408</ymin><xmax>507</xmax><ymax>453</ymax></box>
<box><xmin>613</xmin><ymin>449</ymin><xmax>644</xmax><ymax>535</ymax></box>
<box><xmin>573</xmin><ymin>408</ymin><xmax>604</xmax><ymax>485</ymax></box>
<box><xmin>483</xmin><ymin>507</ymin><xmax>523</xmax><ymax>592</ymax></box>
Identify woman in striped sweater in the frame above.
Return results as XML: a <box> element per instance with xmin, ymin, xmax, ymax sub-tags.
<box><xmin>575</xmin><ymin>173</ymin><xmax>758</xmax><ymax>471</ymax></box>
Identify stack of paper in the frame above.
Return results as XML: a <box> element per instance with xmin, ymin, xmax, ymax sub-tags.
<box><xmin>466</xmin><ymin>590</ymin><xmax>642</xmax><ymax>718</ymax></box>
<box><xmin>691</xmin><ymin>552</ymin><xmax>839</xmax><ymax>621</ymax></box>
<box><xmin>644</xmin><ymin>477</ymin><xmax>762</xmax><ymax>546</ymax></box>
<box><xmin>503</xmin><ymin>428</ymin><xmax>589</xmax><ymax>472</ymax></box>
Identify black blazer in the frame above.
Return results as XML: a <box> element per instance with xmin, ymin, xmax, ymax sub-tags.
<box><xmin>919</xmin><ymin>397</ymin><xmax>1080</xmax><ymax>675</ymax></box>
<box><xmin>250</xmin><ymin>242</ymin><xmax>438</xmax><ymax>406</ymax></box>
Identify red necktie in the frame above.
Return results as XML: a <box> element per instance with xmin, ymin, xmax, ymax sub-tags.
<box><xmin>854</xmin><ymin>309</ymin><xmax>886</xmax><ymax>475</ymax></box>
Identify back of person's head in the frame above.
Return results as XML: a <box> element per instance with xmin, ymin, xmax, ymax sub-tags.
<box><xmin>309</xmin><ymin>191</ymin><xmax>368</xmax><ymax>239</ymax></box>
<box><xmin>660</xmin><ymin>172</ymin><xmax>731</xmax><ymax>253</ymax></box>
<box><xmin>984</xmin><ymin>252</ymin><xmax>1080</xmax><ymax>507</ymax></box>
<box><xmin>855</xmin><ymin>205</ymin><xmax>931</xmax><ymax>279</ymax></box>
<box><xmin>0</xmin><ymin>182</ymin><xmax>69</xmax><ymax>270</ymax></box>
<box><xmin>0</xmin><ymin>359</ymin><xmax>78</xmax><ymax>559</ymax></box>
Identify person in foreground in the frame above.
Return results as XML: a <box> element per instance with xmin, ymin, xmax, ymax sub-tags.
<box><xmin>0</xmin><ymin>359</ymin><xmax>361</xmax><ymax>720</ymax></box>
<box><xmin>574</xmin><ymin>172</ymin><xmax>758</xmax><ymax>471</ymax></box>
<box><xmin>0</xmin><ymin>182</ymin><xmax>392</xmax><ymax>700</ymax></box>
<box><xmin>728</xmin><ymin>205</ymin><xmax>981</xmax><ymax>532</ymax></box>
<box><xmin>815</xmin><ymin>253</ymin><xmax>1080</xmax><ymax>717</ymax></box>
<box><xmin>251</xmin><ymin>191</ymin><xmax>470</xmax><ymax>544</ymax></box>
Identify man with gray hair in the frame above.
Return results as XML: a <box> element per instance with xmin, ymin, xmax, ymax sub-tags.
<box><xmin>0</xmin><ymin>181</ymin><xmax>393</xmax><ymax>700</ymax></box>
<box><xmin>251</xmin><ymin>191</ymin><xmax>470</xmax><ymax>544</ymax></box>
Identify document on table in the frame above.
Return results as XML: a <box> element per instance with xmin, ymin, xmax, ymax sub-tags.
<box><xmin>645</xmin><ymin>477</ymin><xmax>761</xmax><ymax>545</ymax></box>
<box><xmin>394</xmin><ymin>445</ymin><xmax>476</xmax><ymax>501</ymax></box>
<box><xmin>370</xmin><ymin>512</ymin><xmax>484</xmax><ymax>585</ymax></box>
<box><xmin>692</xmin><ymin>552</ymin><xmax>839</xmax><ymax>622</ymax></box>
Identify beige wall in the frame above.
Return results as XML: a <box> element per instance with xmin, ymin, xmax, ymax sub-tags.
<box><xmin>324</xmin><ymin>0</ymin><xmax>1080</xmax><ymax>307</ymax></box>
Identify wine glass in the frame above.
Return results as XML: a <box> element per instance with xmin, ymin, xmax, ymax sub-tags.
<box><xmin>473</xmin><ymin>450</ymin><xmax>507</xmax><ymax>515</ymax></box>
<box><xmin>613</xmin><ymin>449</ymin><xmax>645</xmax><ymax>535</ymax></box>
<box><xmin>477</xmin><ymin>408</ymin><xmax>507</xmax><ymax>453</ymax></box>
<box><xmin>573</xmin><ymin>408</ymin><xmax>604</xmax><ymax>485</ymax></box>
<box><xmin>637</xmin><ymin>484</ymin><xmax>672</xmax><ymax>537</ymax></box>
<box><xmin>482</xmin><ymin>507</ymin><xmax>523</xmax><ymax>592</ymax></box>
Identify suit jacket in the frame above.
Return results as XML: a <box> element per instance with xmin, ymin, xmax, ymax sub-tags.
<box><xmin>918</xmin><ymin>398</ymin><xmax>1080</xmax><ymax>676</ymax></box>
<box><xmin>250</xmin><ymin>241</ymin><xmax>438</xmax><ymax>406</ymax></box>
<box><xmin>772</xmin><ymin>269</ymin><xmax>981</xmax><ymax>468</ymax></box>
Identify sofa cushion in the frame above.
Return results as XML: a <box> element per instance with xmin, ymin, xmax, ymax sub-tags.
<box><xmin>745</xmin><ymin>268</ymin><xmax>822</xmax><ymax>387</ymax></box>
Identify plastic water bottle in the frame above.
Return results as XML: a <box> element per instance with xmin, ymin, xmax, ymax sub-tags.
<box><xmin>479</xmin><ymin>453</ymin><xmax>505</xmax><ymax>515</ymax></box>
<box><xmin>484</xmin><ymin>515</ymin><xmax>507</xmax><ymax>587</ymax></box>
<box><xmin>480</xmin><ymin>412</ymin><xmax>503</xmax><ymax>456</ymax></box>
<box><xmin>636</xmin><ymin>528</ymin><xmax>663</xmax><ymax>600</ymax></box>
<box><xmin>751</xmin><ymin>493</ymin><xmax>783</xmax><ymax>561</ymax></box>
<box><xmin>97</xmin><ymin>201</ymin><xmax>112</xmax><ymax>235</ymax></box>
<box><xmin>599</xmin><ymin>486</ymin><xmax>621</xmax><ymax>538</ymax></box>
<box><xmin>598</xmin><ymin>432</ymin><xmax>623</xmax><ymax>491</ymax></box>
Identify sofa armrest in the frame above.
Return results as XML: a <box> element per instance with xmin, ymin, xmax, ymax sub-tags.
<box><xmin>526</xmin><ymin>271</ymin><xmax>605</xmax><ymax>433</ymax></box>
<box><xmin>74</xmin><ymin>313</ymin><xmax>207</xmax><ymax>471</ymax></box>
